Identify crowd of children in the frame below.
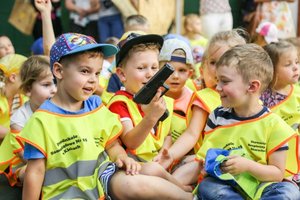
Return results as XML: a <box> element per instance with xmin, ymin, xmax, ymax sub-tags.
<box><xmin>0</xmin><ymin>0</ymin><xmax>300</xmax><ymax>199</ymax></box>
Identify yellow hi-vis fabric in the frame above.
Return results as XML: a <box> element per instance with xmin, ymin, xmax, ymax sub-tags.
<box><xmin>196</xmin><ymin>112</ymin><xmax>299</xmax><ymax>199</ymax></box>
<box><xmin>17</xmin><ymin>104</ymin><xmax>123</xmax><ymax>200</ymax></box>
<box><xmin>170</xmin><ymin>91</ymin><xmax>195</xmax><ymax>142</ymax></box>
<box><xmin>194</xmin><ymin>88</ymin><xmax>221</xmax><ymax>151</ymax></box>
<box><xmin>269</xmin><ymin>84</ymin><xmax>300</xmax><ymax>174</ymax></box>
<box><xmin>195</xmin><ymin>88</ymin><xmax>221</xmax><ymax>113</ymax></box>
<box><xmin>98</xmin><ymin>75</ymin><xmax>114</xmax><ymax>105</ymax></box>
<box><xmin>107</xmin><ymin>95</ymin><xmax>173</xmax><ymax>162</ymax></box>
<box><xmin>0</xmin><ymin>133</ymin><xmax>24</xmax><ymax>186</ymax></box>
<box><xmin>0</xmin><ymin>94</ymin><xmax>28</xmax><ymax>129</ymax></box>
<box><xmin>270</xmin><ymin>84</ymin><xmax>300</xmax><ymax>131</ymax></box>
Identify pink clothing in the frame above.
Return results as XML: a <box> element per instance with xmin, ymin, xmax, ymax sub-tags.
<box><xmin>173</xmin><ymin>87</ymin><xmax>203</xmax><ymax>114</ymax></box>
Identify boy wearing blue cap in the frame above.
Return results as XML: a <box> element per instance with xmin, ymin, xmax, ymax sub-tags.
<box><xmin>18</xmin><ymin>33</ymin><xmax>193</xmax><ymax>200</ymax></box>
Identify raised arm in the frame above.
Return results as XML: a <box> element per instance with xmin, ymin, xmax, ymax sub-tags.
<box><xmin>34</xmin><ymin>0</ymin><xmax>56</xmax><ymax>56</ymax></box>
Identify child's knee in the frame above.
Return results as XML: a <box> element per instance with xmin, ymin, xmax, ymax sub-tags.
<box><xmin>141</xmin><ymin>162</ymin><xmax>167</xmax><ymax>177</ymax></box>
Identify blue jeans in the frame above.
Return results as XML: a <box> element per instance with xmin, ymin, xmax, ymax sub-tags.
<box><xmin>197</xmin><ymin>177</ymin><xmax>300</xmax><ymax>200</ymax></box>
<box><xmin>97</xmin><ymin>14</ymin><xmax>124</xmax><ymax>43</ymax></box>
<box><xmin>261</xmin><ymin>181</ymin><xmax>300</xmax><ymax>200</ymax></box>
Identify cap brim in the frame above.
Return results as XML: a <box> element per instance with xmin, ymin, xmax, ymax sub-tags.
<box><xmin>63</xmin><ymin>43</ymin><xmax>118</xmax><ymax>58</ymax></box>
<box><xmin>116</xmin><ymin>34</ymin><xmax>164</xmax><ymax>66</ymax></box>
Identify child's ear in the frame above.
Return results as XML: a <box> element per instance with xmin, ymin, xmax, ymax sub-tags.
<box><xmin>52</xmin><ymin>62</ymin><xmax>63</xmax><ymax>80</ymax></box>
<box><xmin>8</xmin><ymin>73</ymin><xmax>17</xmax><ymax>83</ymax></box>
<box><xmin>188</xmin><ymin>69</ymin><xmax>194</xmax><ymax>78</ymax></box>
<box><xmin>116</xmin><ymin>67</ymin><xmax>126</xmax><ymax>83</ymax></box>
<box><xmin>248</xmin><ymin>80</ymin><xmax>261</xmax><ymax>93</ymax></box>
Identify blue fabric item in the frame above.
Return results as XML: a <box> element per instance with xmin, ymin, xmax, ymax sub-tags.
<box><xmin>31</xmin><ymin>37</ymin><xmax>44</xmax><ymax>55</ymax></box>
<box><xmin>24</xmin><ymin>95</ymin><xmax>102</xmax><ymax>160</ymax></box>
<box><xmin>198</xmin><ymin>176</ymin><xmax>244</xmax><ymax>200</ymax></box>
<box><xmin>107</xmin><ymin>73</ymin><xmax>123</xmax><ymax>93</ymax></box>
<box><xmin>205</xmin><ymin>148</ymin><xmax>230</xmax><ymax>178</ymax></box>
<box><xmin>97</xmin><ymin>14</ymin><xmax>124</xmax><ymax>43</ymax></box>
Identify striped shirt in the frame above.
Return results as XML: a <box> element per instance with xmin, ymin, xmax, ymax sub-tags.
<box><xmin>205</xmin><ymin>106</ymin><xmax>288</xmax><ymax>151</ymax></box>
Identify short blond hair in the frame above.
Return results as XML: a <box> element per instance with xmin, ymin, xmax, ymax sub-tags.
<box><xmin>217</xmin><ymin>43</ymin><xmax>273</xmax><ymax>93</ymax></box>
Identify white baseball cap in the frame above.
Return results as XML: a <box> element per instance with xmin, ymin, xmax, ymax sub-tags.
<box><xmin>256</xmin><ymin>21</ymin><xmax>279</xmax><ymax>44</ymax></box>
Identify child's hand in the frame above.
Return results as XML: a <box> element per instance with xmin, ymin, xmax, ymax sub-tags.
<box><xmin>141</xmin><ymin>89</ymin><xmax>166</xmax><ymax>121</ymax></box>
<box><xmin>115</xmin><ymin>154</ymin><xmax>141</xmax><ymax>175</ymax></box>
<box><xmin>153</xmin><ymin>148</ymin><xmax>174</xmax><ymax>169</ymax></box>
<box><xmin>34</xmin><ymin>0</ymin><xmax>52</xmax><ymax>14</ymax></box>
<box><xmin>220</xmin><ymin>155</ymin><xmax>249</xmax><ymax>175</ymax></box>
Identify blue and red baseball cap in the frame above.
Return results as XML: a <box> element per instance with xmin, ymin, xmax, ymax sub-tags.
<box><xmin>50</xmin><ymin>33</ymin><xmax>118</xmax><ymax>70</ymax></box>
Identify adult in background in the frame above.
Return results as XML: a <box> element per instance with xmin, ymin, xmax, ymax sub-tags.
<box><xmin>255</xmin><ymin>0</ymin><xmax>296</xmax><ymax>39</ymax></box>
<box><xmin>199</xmin><ymin>0</ymin><xmax>233</xmax><ymax>39</ymax></box>
<box><xmin>97</xmin><ymin>0</ymin><xmax>124</xmax><ymax>43</ymax></box>
<box><xmin>65</xmin><ymin>0</ymin><xmax>100</xmax><ymax>41</ymax></box>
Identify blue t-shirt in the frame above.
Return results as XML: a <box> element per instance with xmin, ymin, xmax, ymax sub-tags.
<box><xmin>23</xmin><ymin>95</ymin><xmax>101</xmax><ymax>160</ymax></box>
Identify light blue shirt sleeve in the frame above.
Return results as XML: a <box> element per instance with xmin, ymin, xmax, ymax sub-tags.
<box><xmin>23</xmin><ymin>143</ymin><xmax>45</xmax><ymax>159</ymax></box>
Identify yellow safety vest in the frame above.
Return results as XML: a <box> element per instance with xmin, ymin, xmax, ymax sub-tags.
<box><xmin>98</xmin><ymin>75</ymin><xmax>114</xmax><ymax>105</ymax></box>
<box><xmin>0</xmin><ymin>132</ymin><xmax>24</xmax><ymax>186</ymax></box>
<box><xmin>194</xmin><ymin>88</ymin><xmax>221</xmax><ymax>151</ymax></box>
<box><xmin>18</xmin><ymin>104</ymin><xmax>123</xmax><ymax>200</ymax></box>
<box><xmin>195</xmin><ymin>88</ymin><xmax>221</xmax><ymax>113</ymax></box>
<box><xmin>170</xmin><ymin>90</ymin><xmax>195</xmax><ymax>142</ymax></box>
<box><xmin>270</xmin><ymin>84</ymin><xmax>300</xmax><ymax>131</ymax></box>
<box><xmin>196</xmin><ymin>112</ymin><xmax>299</xmax><ymax>178</ymax></box>
<box><xmin>185</xmin><ymin>79</ymin><xmax>199</xmax><ymax>92</ymax></box>
<box><xmin>0</xmin><ymin>94</ymin><xmax>28</xmax><ymax>129</ymax></box>
<box><xmin>107</xmin><ymin>95</ymin><xmax>173</xmax><ymax>162</ymax></box>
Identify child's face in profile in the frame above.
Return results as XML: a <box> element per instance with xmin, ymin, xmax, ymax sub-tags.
<box><xmin>165</xmin><ymin>61</ymin><xmax>191</xmax><ymax>98</ymax></box>
<box><xmin>202</xmin><ymin>45</ymin><xmax>229</xmax><ymax>88</ymax></box>
<box><xmin>28</xmin><ymin>68</ymin><xmax>56</xmax><ymax>111</ymax></box>
<box><xmin>216</xmin><ymin>65</ymin><xmax>249</xmax><ymax>109</ymax></box>
<box><xmin>0</xmin><ymin>36</ymin><xmax>15</xmax><ymax>59</ymax></box>
<box><xmin>58</xmin><ymin>53</ymin><xmax>103</xmax><ymax>102</ymax></box>
<box><xmin>275</xmin><ymin>49</ymin><xmax>299</xmax><ymax>87</ymax></box>
<box><xmin>117</xmin><ymin>49</ymin><xmax>159</xmax><ymax>94</ymax></box>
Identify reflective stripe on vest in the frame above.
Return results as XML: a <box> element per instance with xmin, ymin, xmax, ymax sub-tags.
<box><xmin>17</xmin><ymin>104</ymin><xmax>123</xmax><ymax>199</ymax></box>
<box><xmin>44</xmin><ymin>152</ymin><xmax>109</xmax><ymax>187</ymax></box>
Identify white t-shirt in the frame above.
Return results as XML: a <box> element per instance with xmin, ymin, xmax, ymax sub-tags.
<box><xmin>10</xmin><ymin>101</ymin><xmax>33</xmax><ymax>128</ymax></box>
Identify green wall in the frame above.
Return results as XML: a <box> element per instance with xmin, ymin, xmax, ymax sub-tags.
<box><xmin>0</xmin><ymin>1</ymin><xmax>70</xmax><ymax>57</ymax></box>
<box><xmin>0</xmin><ymin>1</ymin><xmax>34</xmax><ymax>56</ymax></box>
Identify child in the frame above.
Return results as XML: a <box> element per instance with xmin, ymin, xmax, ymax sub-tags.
<box><xmin>156</xmin><ymin>30</ymin><xmax>247</xmax><ymax>182</ymax></box>
<box><xmin>17</xmin><ymin>33</ymin><xmax>193</xmax><ymax>200</ymax></box>
<box><xmin>0</xmin><ymin>35</ymin><xmax>15</xmax><ymax>59</ymax></box>
<box><xmin>254</xmin><ymin>21</ymin><xmax>279</xmax><ymax>47</ymax></box>
<box><xmin>108</xmin><ymin>31</ymin><xmax>172</xmax><ymax>162</ymax></box>
<box><xmin>183</xmin><ymin>14</ymin><xmax>208</xmax><ymax>50</ymax></box>
<box><xmin>0</xmin><ymin>55</ymin><xmax>56</xmax><ymax>186</ymax></box>
<box><xmin>106</xmin><ymin>31</ymin><xmax>192</xmax><ymax>191</ymax></box>
<box><xmin>196</xmin><ymin>43</ymin><xmax>299</xmax><ymax>199</ymax></box>
<box><xmin>124</xmin><ymin>14</ymin><xmax>150</xmax><ymax>33</ymax></box>
<box><xmin>261</xmin><ymin>41</ymin><xmax>300</xmax><ymax>184</ymax></box>
<box><xmin>183</xmin><ymin>14</ymin><xmax>208</xmax><ymax>79</ymax></box>
<box><xmin>0</xmin><ymin>54</ymin><xmax>28</xmax><ymax>141</ymax></box>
